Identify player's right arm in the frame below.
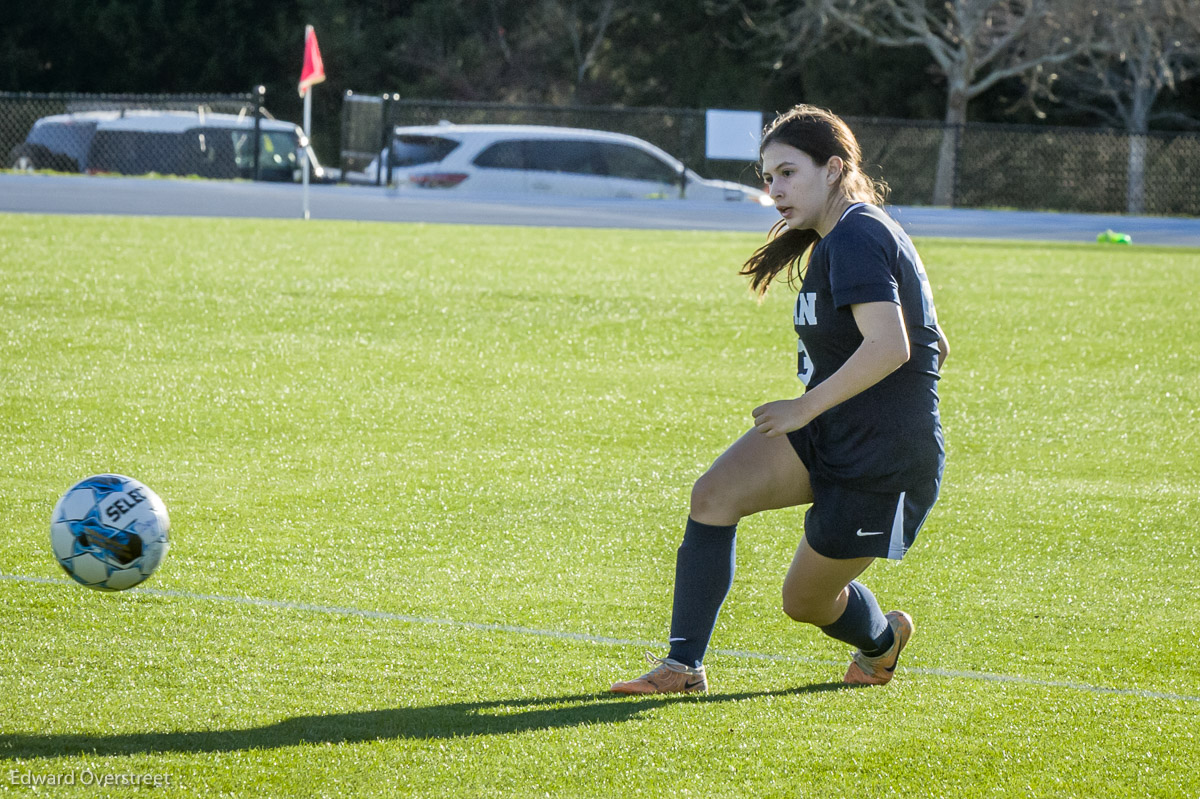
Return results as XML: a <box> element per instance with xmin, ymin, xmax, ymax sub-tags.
<box><xmin>752</xmin><ymin>301</ymin><xmax>910</xmax><ymax>437</ymax></box>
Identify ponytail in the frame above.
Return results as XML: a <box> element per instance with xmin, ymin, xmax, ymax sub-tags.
<box><xmin>739</xmin><ymin>220</ymin><xmax>819</xmax><ymax>298</ymax></box>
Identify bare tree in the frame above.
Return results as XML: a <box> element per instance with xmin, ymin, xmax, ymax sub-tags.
<box><xmin>537</xmin><ymin>0</ymin><xmax>618</xmax><ymax>97</ymax></box>
<box><xmin>1041</xmin><ymin>0</ymin><xmax>1200</xmax><ymax>212</ymax></box>
<box><xmin>744</xmin><ymin>0</ymin><xmax>1092</xmax><ymax>205</ymax></box>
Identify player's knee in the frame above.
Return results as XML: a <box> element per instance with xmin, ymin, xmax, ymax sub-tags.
<box><xmin>689</xmin><ymin>471</ymin><xmax>738</xmax><ymax>524</ymax></box>
<box><xmin>781</xmin><ymin>594</ymin><xmax>812</xmax><ymax>623</ymax></box>
<box><xmin>781</xmin><ymin>585</ymin><xmax>827</xmax><ymax>625</ymax></box>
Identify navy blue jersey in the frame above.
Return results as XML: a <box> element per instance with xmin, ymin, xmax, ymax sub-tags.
<box><xmin>788</xmin><ymin>204</ymin><xmax>944</xmax><ymax>490</ymax></box>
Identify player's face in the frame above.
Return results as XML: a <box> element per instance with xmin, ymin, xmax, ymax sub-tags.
<box><xmin>761</xmin><ymin>141</ymin><xmax>839</xmax><ymax>233</ymax></box>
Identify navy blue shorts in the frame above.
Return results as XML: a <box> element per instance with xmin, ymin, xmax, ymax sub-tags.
<box><xmin>802</xmin><ymin>473</ymin><xmax>940</xmax><ymax>561</ymax></box>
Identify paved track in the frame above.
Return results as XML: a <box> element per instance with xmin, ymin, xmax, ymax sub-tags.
<box><xmin>2</xmin><ymin>173</ymin><xmax>1198</xmax><ymax>246</ymax></box>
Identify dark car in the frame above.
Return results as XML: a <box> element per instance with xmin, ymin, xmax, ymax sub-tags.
<box><xmin>9</xmin><ymin>110</ymin><xmax>327</xmax><ymax>182</ymax></box>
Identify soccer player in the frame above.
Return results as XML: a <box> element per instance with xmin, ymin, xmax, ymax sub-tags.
<box><xmin>611</xmin><ymin>105</ymin><xmax>948</xmax><ymax>694</ymax></box>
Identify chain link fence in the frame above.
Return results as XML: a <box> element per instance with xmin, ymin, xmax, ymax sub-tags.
<box><xmin>342</xmin><ymin>96</ymin><xmax>1200</xmax><ymax>216</ymax></box>
<box><xmin>0</xmin><ymin>92</ymin><xmax>325</xmax><ymax>182</ymax></box>
<box><xmin>952</xmin><ymin>123</ymin><xmax>1200</xmax><ymax>216</ymax></box>
<box><xmin>4</xmin><ymin>91</ymin><xmax>1196</xmax><ymax>215</ymax></box>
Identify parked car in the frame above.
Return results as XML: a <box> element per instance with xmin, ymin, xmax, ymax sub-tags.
<box><xmin>346</xmin><ymin>123</ymin><xmax>771</xmax><ymax>204</ymax></box>
<box><xmin>9</xmin><ymin>110</ymin><xmax>328</xmax><ymax>182</ymax></box>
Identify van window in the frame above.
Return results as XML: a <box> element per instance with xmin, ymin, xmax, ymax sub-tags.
<box><xmin>474</xmin><ymin>138</ymin><xmax>678</xmax><ymax>182</ymax></box>
<box><xmin>185</xmin><ymin>129</ymin><xmax>240</xmax><ymax>179</ymax></box>
<box><xmin>389</xmin><ymin>135</ymin><xmax>459</xmax><ymax>167</ymax></box>
<box><xmin>600</xmin><ymin>143</ymin><xmax>680</xmax><ymax>184</ymax></box>
<box><xmin>473</xmin><ymin>140</ymin><xmax>526</xmax><ymax>169</ymax></box>
<box><xmin>87</xmin><ymin>130</ymin><xmax>184</xmax><ymax>175</ymax></box>
<box><xmin>524</xmin><ymin>140</ymin><xmax>606</xmax><ymax>175</ymax></box>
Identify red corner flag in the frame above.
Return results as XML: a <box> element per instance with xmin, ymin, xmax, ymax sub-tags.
<box><xmin>298</xmin><ymin>25</ymin><xmax>325</xmax><ymax>97</ymax></box>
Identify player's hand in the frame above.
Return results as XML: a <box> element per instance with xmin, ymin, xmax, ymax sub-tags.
<box><xmin>751</xmin><ymin>397</ymin><xmax>813</xmax><ymax>438</ymax></box>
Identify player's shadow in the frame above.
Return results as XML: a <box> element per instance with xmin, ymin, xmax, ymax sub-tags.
<box><xmin>0</xmin><ymin>682</ymin><xmax>852</xmax><ymax>759</ymax></box>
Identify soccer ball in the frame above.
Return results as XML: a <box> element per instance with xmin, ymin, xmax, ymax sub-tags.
<box><xmin>50</xmin><ymin>474</ymin><xmax>170</xmax><ymax>591</ymax></box>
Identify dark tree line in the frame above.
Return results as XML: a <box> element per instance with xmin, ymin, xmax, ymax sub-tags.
<box><xmin>3</xmin><ymin>0</ymin><xmax>1197</xmax><ymax>151</ymax></box>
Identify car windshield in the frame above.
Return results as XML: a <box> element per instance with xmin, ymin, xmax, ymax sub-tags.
<box><xmin>232</xmin><ymin>130</ymin><xmax>299</xmax><ymax>171</ymax></box>
<box><xmin>388</xmin><ymin>135</ymin><xmax>459</xmax><ymax>167</ymax></box>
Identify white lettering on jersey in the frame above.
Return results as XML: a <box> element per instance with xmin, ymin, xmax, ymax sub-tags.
<box><xmin>797</xmin><ymin>339</ymin><xmax>815</xmax><ymax>385</ymax></box>
<box><xmin>794</xmin><ymin>292</ymin><xmax>817</xmax><ymax>326</ymax></box>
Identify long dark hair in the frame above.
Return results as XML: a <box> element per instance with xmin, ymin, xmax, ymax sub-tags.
<box><xmin>740</xmin><ymin>105</ymin><xmax>887</xmax><ymax>297</ymax></box>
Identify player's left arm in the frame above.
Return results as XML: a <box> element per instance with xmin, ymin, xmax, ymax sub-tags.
<box><xmin>936</xmin><ymin>325</ymin><xmax>949</xmax><ymax>371</ymax></box>
<box><xmin>753</xmin><ymin>301</ymin><xmax>909</xmax><ymax>437</ymax></box>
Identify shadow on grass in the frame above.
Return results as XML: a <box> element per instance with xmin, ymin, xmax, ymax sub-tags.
<box><xmin>0</xmin><ymin>682</ymin><xmax>854</xmax><ymax>759</ymax></box>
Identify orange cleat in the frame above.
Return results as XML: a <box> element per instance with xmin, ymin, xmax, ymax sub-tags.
<box><xmin>843</xmin><ymin>610</ymin><xmax>913</xmax><ymax>686</ymax></box>
<box><xmin>610</xmin><ymin>652</ymin><xmax>708</xmax><ymax>695</ymax></box>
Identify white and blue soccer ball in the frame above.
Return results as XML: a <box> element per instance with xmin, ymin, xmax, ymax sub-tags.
<box><xmin>50</xmin><ymin>474</ymin><xmax>170</xmax><ymax>591</ymax></box>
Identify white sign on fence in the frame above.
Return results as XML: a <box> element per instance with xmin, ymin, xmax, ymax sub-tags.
<box><xmin>705</xmin><ymin>109</ymin><xmax>763</xmax><ymax>160</ymax></box>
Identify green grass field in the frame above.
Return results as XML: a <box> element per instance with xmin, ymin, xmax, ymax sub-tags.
<box><xmin>1</xmin><ymin>212</ymin><xmax>1197</xmax><ymax>797</ymax></box>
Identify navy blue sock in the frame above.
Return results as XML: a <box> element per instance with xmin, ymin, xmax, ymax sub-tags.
<box><xmin>819</xmin><ymin>581</ymin><xmax>894</xmax><ymax>654</ymax></box>
<box><xmin>666</xmin><ymin>518</ymin><xmax>737</xmax><ymax>669</ymax></box>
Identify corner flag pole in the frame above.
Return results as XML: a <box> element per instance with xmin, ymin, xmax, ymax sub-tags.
<box><xmin>302</xmin><ymin>87</ymin><xmax>312</xmax><ymax>220</ymax></box>
<box><xmin>298</xmin><ymin>24</ymin><xmax>326</xmax><ymax>220</ymax></box>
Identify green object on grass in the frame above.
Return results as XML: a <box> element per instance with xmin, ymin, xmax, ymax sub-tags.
<box><xmin>1097</xmin><ymin>228</ymin><xmax>1132</xmax><ymax>244</ymax></box>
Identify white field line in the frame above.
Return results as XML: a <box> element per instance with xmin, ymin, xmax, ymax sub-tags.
<box><xmin>4</xmin><ymin>572</ymin><xmax>1197</xmax><ymax>705</ymax></box>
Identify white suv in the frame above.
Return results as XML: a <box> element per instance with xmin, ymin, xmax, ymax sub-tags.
<box><xmin>348</xmin><ymin>124</ymin><xmax>770</xmax><ymax>204</ymax></box>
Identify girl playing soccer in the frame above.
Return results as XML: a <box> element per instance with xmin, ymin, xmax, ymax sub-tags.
<box><xmin>611</xmin><ymin>105</ymin><xmax>948</xmax><ymax>694</ymax></box>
